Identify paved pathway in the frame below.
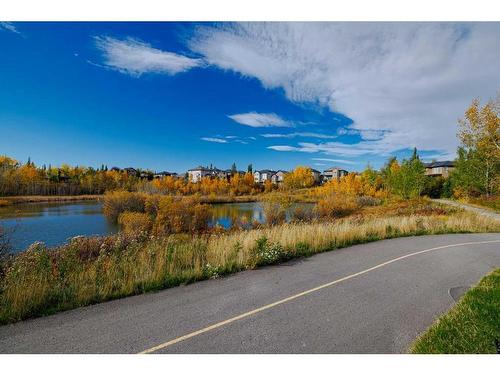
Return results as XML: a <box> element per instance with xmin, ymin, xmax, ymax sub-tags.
<box><xmin>0</xmin><ymin>233</ymin><xmax>499</xmax><ymax>353</ymax></box>
<box><xmin>433</xmin><ymin>199</ymin><xmax>500</xmax><ymax>220</ymax></box>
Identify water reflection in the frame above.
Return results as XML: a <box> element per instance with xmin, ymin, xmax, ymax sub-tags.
<box><xmin>0</xmin><ymin>201</ymin><xmax>118</xmax><ymax>253</ymax></box>
<box><xmin>0</xmin><ymin>200</ymin><xmax>315</xmax><ymax>253</ymax></box>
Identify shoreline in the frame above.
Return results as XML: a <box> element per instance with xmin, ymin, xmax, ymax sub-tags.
<box><xmin>0</xmin><ymin>195</ymin><xmax>104</xmax><ymax>205</ymax></box>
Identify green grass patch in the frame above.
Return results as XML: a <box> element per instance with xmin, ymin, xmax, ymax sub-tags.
<box><xmin>411</xmin><ymin>268</ymin><xmax>500</xmax><ymax>354</ymax></box>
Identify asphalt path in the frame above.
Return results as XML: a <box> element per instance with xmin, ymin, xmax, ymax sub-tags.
<box><xmin>0</xmin><ymin>233</ymin><xmax>499</xmax><ymax>353</ymax></box>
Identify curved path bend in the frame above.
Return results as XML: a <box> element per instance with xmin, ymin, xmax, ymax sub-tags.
<box><xmin>433</xmin><ymin>198</ymin><xmax>500</xmax><ymax>220</ymax></box>
<box><xmin>0</xmin><ymin>233</ymin><xmax>499</xmax><ymax>354</ymax></box>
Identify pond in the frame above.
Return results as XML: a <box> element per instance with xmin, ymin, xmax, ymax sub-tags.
<box><xmin>0</xmin><ymin>200</ymin><xmax>314</xmax><ymax>253</ymax></box>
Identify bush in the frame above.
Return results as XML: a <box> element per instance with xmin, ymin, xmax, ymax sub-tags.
<box><xmin>357</xmin><ymin>196</ymin><xmax>381</xmax><ymax>207</ymax></box>
<box><xmin>422</xmin><ymin>176</ymin><xmax>446</xmax><ymax>198</ymax></box>
<box><xmin>118</xmin><ymin>212</ymin><xmax>153</xmax><ymax>236</ymax></box>
<box><xmin>262</xmin><ymin>194</ymin><xmax>291</xmax><ymax>226</ymax></box>
<box><xmin>252</xmin><ymin>237</ymin><xmax>286</xmax><ymax>266</ymax></box>
<box><xmin>291</xmin><ymin>205</ymin><xmax>315</xmax><ymax>222</ymax></box>
<box><xmin>103</xmin><ymin>191</ymin><xmax>145</xmax><ymax>222</ymax></box>
<box><xmin>0</xmin><ymin>224</ymin><xmax>13</xmax><ymax>278</ymax></box>
<box><xmin>154</xmin><ymin>197</ymin><xmax>210</xmax><ymax>234</ymax></box>
<box><xmin>316</xmin><ymin>194</ymin><xmax>360</xmax><ymax>219</ymax></box>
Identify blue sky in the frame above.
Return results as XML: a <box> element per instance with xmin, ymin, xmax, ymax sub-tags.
<box><xmin>1</xmin><ymin>22</ymin><xmax>499</xmax><ymax>173</ymax></box>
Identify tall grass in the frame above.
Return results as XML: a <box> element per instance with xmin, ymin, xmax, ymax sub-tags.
<box><xmin>0</xmin><ymin>211</ymin><xmax>498</xmax><ymax>324</ymax></box>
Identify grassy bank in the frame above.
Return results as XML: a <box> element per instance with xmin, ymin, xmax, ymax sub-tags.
<box><xmin>0</xmin><ymin>210</ymin><xmax>498</xmax><ymax>325</ymax></box>
<box><xmin>0</xmin><ymin>195</ymin><xmax>103</xmax><ymax>205</ymax></box>
<box><xmin>411</xmin><ymin>268</ymin><xmax>500</xmax><ymax>354</ymax></box>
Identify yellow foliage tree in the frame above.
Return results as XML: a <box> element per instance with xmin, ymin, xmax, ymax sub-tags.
<box><xmin>284</xmin><ymin>166</ymin><xmax>315</xmax><ymax>189</ymax></box>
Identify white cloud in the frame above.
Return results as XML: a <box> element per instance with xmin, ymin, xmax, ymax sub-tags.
<box><xmin>312</xmin><ymin>158</ymin><xmax>356</xmax><ymax>165</ymax></box>
<box><xmin>190</xmin><ymin>23</ymin><xmax>500</xmax><ymax>158</ymax></box>
<box><xmin>201</xmin><ymin>137</ymin><xmax>227</xmax><ymax>143</ymax></box>
<box><xmin>261</xmin><ymin>132</ymin><xmax>337</xmax><ymax>139</ymax></box>
<box><xmin>228</xmin><ymin>112</ymin><xmax>291</xmax><ymax>127</ymax></box>
<box><xmin>267</xmin><ymin>145</ymin><xmax>302</xmax><ymax>152</ymax></box>
<box><xmin>0</xmin><ymin>22</ymin><xmax>20</xmax><ymax>34</ymax></box>
<box><xmin>95</xmin><ymin>36</ymin><xmax>203</xmax><ymax>77</ymax></box>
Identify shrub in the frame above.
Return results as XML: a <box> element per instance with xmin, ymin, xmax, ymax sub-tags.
<box><xmin>252</xmin><ymin>236</ymin><xmax>286</xmax><ymax>266</ymax></box>
<box><xmin>262</xmin><ymin>201</ymin><xmax>286</xmax><ymax>226</ymax></box>
<box><xmin>0</xmin><ymin>224</ymin><xmax>13</xmax><ymax>278</ymax></box>
<box><xmin>154</xmin><ymin>197</ymin><xmax>210</xmax><ymax>234</ymax></box>
<box><xmin>118</xmin><ymin>212</ymin><xmax>153</xmax><ymax>236</ymax></box>
<box><xmin>144</xmin><ymin>194</ymin><xmax>161</xmax><ymax>216</ymax></box>
<box><xmin>262</xmin><ymin>194</ymin><xmax>291</xmax><ymax>226</ymax></box>
<box><xmin>316</xmin><ymin>194</ymin><xmax>360</xmax><ymax>219</ymax></box>
<box><xmin>103</xmin><ymin>190</ymin><xmax>145</xmax><ymax>222</ymax></box>
<box><xmin>291</xmin><ymin>205</ymin><xmax>315</xmax><ymax>222</ymax></box>
<box><xmin>422</xmin><ymin>176</ymin><xmax>446</xmax><ymax>198</ymax></box>
<box><xmin>357</xmin><ymin>196</ymin><xmax>381</xmax><ymax>207</ymax></box>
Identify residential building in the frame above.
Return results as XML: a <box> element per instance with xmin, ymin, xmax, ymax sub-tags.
<box><xmin>187</xmin><ymin>166</ymin><xmax>231</xmax><ymax>183</ymax></box>
<box><xmin>271</xmin><ymin>170</ymin><xmax>288</xmax><ymax>184</ymax></box>
<box><xmin>254</xmin><ymin>169</ymin><xmax>276</xmax><ymax>183</ymax></box>
<box><xmin>153</xmin><ymin>171</ymin><xmax>178</xmax><ymax>179</ymax></box>
<box><xmin>187</xmin><ymin>166</ymin><xmax>213</xmax><ymax>183</ymax></box>
<box><xmin>424</xmin><ymin>161</ymin><xmax>455</xmax><ymax>178</ymax></box>
<box><xmin>124</xmin><ymin>167</ymin><xmax>139</xmax><ymax>177</ymax></box>
<box><xmin>310</xmin><ymin>168</ymin><xmax>321</xmax><ymax>183</ymax></box>
<box><xmin>323</xmin><ymin>167</ymin><xmax>349</xmax><ymax>182</ymax></box>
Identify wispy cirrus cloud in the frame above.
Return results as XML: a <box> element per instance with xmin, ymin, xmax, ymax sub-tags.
<box><xmin>201</xmin><ymin>135</ymin><xmax>256</xmax><ymax>145</ymax></box>
<box><xmin>94</xmin><ymin>36</ymin><xmax>204</xmax><ymax>77</ymax></box>
<box><xmin>268</xmin><ymin>140</ymin><xmax>396</xmax><ymax>157</ymax></box>
<box><xmin>312</xmin><ymin>158</ymin><xmax>356</xmax><ymax>165</ymax></box>
<box><xmin>228</xmin><ymin>112</ymin><xmax>291</xmax><ymax>127</ymax></box>
<box><xmin>190</xmin><ymin>23</ymin><xmax>500</xmax><ymax>158</ymax></box>
<box><xmin>261</xmin><ymin>132</ymin><xmax>336</xmax><ymax>139</ymax></box>
<box><xmin>0</xmin><ymin>22</ymin><xmax>20</xmax><ymax>34</ymax></box>
<box><xmin>201</xmin><ymin>137</ymin><xmax>227</xmax><ymax>143</ymax></box>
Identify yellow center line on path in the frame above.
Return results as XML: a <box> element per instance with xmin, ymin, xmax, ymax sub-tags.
<box><xmin>138</xmin><ymin>239</ymin><xmax>500</xmax><ymax>354</ymax></box>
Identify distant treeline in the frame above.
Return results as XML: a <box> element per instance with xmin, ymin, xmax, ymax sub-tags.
<box><xmin>0</xmin><ymin>157</ymin><xmax>144</xmax><ymax>196</ymax></box>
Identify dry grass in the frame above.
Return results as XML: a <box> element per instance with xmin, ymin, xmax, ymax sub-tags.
<box><xmin>0</xmin><ymin>209</ymin><xmax>498</xmax><ymax>325</ymax></box>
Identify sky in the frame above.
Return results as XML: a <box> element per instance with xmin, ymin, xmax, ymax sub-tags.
<box><xmin>1</xmin><ymin>22</ymin><xmax>499</xmax><ymax>173</ymax></box>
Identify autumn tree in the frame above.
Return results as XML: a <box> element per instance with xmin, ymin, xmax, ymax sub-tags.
<box><xmin>452</xmin><ymin>97</ymin><xmax>500</xmax><ymax>196</ymax></box>
<box><xmin>284</xmin><ymin>166</ymin><xmax>315</xmax><ymax>189</ymax></box>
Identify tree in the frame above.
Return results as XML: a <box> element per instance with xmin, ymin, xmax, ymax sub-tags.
<box><xmin>381</xmin><ymin>152</ymin><xmax>426</xmax><ymax>199</ymax></box>
<box><xmin>247</xmin><ymin>164</ymin><xmax>253</xmax><ymax>174</ymax></box>
<box><xmin>284</xmin><ymin>166</ymin><xmax>315</xmax><ymax>189</ymax></box>
<box><xmin>453</xmin><ymin>97</ymin><xmax>500</xmax><ymax>196</ymax></box>
<box><xmin>231</xmin><ymin>162</ymin><xmax>237</xmax><ymax>176</ymax></box>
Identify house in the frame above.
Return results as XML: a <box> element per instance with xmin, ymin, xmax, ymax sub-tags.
<box><xmin>323</xmin><ymin>167</ymin><xmax>349</xmax><ymax>182</ymax></box>
<box><xmin>310</xmin><ymin>168</ymin><xmax>321</xmax><ymax>183</ymax></box>
<box><xmin>271</xmin><ymin>170</ymin><xmax>288</xmax><ymax>184</ymax></box>
<box><xmin>254</xmin><ymin>169</ymin><xmax>276</xmax><ymax>183</ymax></box>
<box><xmin>187</xmin><ymin>166</ymin><xmax>231</xmax><ymax>183</ymax></box>
<box><xmin>424</xmin><ymin>161</ymin><xmax>455</xmax><ymax>178</ymax></box>
<box><xmin>153</xmin><ymin>171</ymin><xmax>177</xmax><ymax>179</ymax></box>
<box><xmin>187</xmin><ymin>166</ymin><xmax>213</xmax><ymax>183</ymax></box>
<box><xmin>124</xmin><ymin>167</ymin><xmax>139</xmax><ymax>177</ymax></box>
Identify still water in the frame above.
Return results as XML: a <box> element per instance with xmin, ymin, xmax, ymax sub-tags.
<box><xmin>0</xmin><ymin>200</ymin><xmax>313</xmax><ymax>253</ymax></box>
